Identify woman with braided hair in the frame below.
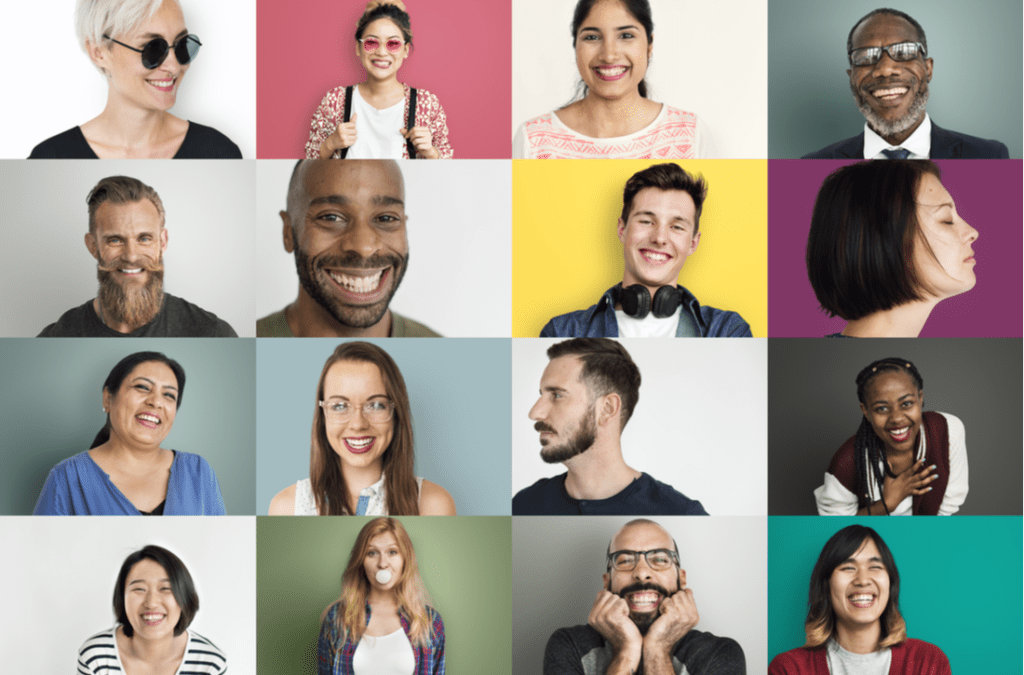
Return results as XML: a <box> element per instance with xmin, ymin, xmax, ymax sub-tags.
<box><xmin>814</xmin><ymin>358</ymin><xmax>968</xmax><ymax>515</ymax></box>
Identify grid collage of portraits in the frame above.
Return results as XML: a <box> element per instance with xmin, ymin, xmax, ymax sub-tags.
<box><xmin>1</xmin><ymin>0</ymin><xmax>1022</xmax><ymax>673</ymax></box>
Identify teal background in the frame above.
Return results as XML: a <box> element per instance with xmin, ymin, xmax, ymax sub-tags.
<box><xmin>256</xmin><ymin>338</ymin><xmax>512</xmax><ymax>515</ymax></box>
<box><xmin>768</xmin><ymin>517</ymin><xmax>1023</xmax><ymax>670</ymax></box>
<box><xmin>257</xmin><ymin>515</ymin><xmax>512</xmax><ymax>674</ymax></box>
<box><xmin>0</xmin><ymin>338</ymin><xmax>256</xmax><ymax>514</ymax></box>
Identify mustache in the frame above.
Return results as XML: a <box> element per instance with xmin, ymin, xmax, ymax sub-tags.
<box><xmin>617</xmin><ymin>581</ymin><xmax>673</xmax><ymax>600</ymax></box>
<box><xmin>97</xmin><ymin>257</ymin><xmax>164</xmax><ymax>273</ymax></box>
<box><xmin>314</xmin><ymin>252</ymin><xmax>404</xmax><ymax>270</ymax></box>
<box><xmin>534</xmin><ymin>421</ymin><xmax>555</xmax><ymax>433</ymax></box>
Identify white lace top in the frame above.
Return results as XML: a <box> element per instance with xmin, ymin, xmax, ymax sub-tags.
<box><xmin>294</xmin><ymin>473</ymin><xmax>423</xmax><ymax>515</ymax></box>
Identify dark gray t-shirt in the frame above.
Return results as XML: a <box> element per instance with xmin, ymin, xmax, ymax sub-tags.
<box><xmin>37</xmin><ymin>293</ymin><xmax>237</xmax><ymax>337</ymax></box>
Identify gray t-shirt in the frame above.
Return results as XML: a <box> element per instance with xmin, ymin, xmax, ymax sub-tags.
<box><xmin>37</xmin><ymin>293</ymin><xmax>236</xmax><ymax>337</ymax></box>
<box><xmin>825</xmin><ymin>638</ymin><xmax>892</xmax><ymax>675</ymax></box>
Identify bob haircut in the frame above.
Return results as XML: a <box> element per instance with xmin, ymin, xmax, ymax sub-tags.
<box><xmin>570</xmin><ymin>0</ymin><xmax>654</xmax><ymax>100</ymax></box>
<box><xmin>309</xmin><ymin>342</ymin><xmax>418</xmax><ymax>516</ymax></box>
<box><xmin>113</xmin><ymin>545</ymin><xmax>199</xmax><ymax>638</ymax></box>
<box><xmin>806</xmin><ymin>160</ymin><xmax>942</xmax><ymax>321</ymax></box>
<box><xmin>355</xmin><ymin>0</ymin><xmax>413</xmax><ymax>46</ymax></box>
<box><xmin>91</xmin><ymin>351</ymin><xmax>186</xmax><ymax>449</ymax></box>
<box><xmin>75</xmin><ymin>0</ymin><xmax>180</xmax><ymax>74</ymax></box>
<box><xmin>804</xmin><ymin>525</ymin><xmax>907</xmax><ymax>649</ymax></box>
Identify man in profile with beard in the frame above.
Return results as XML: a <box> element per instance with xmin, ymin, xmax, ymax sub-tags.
<box><xmin>803</xmin><ymin>8</ymin><xmax>1009</xmax><ymax>159</ymax></box>
<box><xmin>256</xmin><ymin>159</ymin><xmax>440</xmax><ymax>337</ymax></box>
<box><xmin>37</xmin><ymin>176</ymin><xmax>236</xmax><ymax>337</ymax></box>
<box><xmin>544</xmin><ymin>519</ymin><xmax>745</xmax><ymax>674</ymax></box>
<box><xmin>513</xmin><ymin>338</ymin><xmax>706</xmax><ymax>515</ymax></box>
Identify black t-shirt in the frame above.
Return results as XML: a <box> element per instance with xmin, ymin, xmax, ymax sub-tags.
<box><xmin>513</xmin><ymin>472</ymin><xmax>708</xmax><ymax>515</ymax></box>
<box><xmin>28</xmin><ymin>122</ymin><xmax>242</xmax><ymax>159</ymax></box>
<box><xmin>37</xmin><ymin>293</ymin><xmax>237</xmax><ymax>337</ymax></box>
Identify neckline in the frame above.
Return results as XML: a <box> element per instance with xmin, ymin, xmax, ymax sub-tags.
<box><xmin>113</xmin><ymin>625</ymin><xmax>191</xmax><ymax>675</ymax></box>
<box><xmin>74</xmin><ymin>122</ymin><xmax>192</xmax><ymax>159</ymax></box>
<box><xmin>551</xmin><ymin>103</ymin><xmax>667</xmax><ymax>142</ymax></box>
<box><xmin>84</xmin><ymin>449</ymin><xmax>178</xmax><ymax>514</ymax></box>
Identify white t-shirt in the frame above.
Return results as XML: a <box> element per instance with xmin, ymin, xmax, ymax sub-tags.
<box><xmin>347</xmin><ymin>86</ymin><xmax>405</xmax><ymax>159</ymax></box>
<box><xmin>353</xmin><ymin>627</ymin><xmax>416</xmax><ymax>675</ymax></box>
<box><xmin>614</xmin><ymin>309</ymin><xmax>680</xmax><ymax>337</ymax></box>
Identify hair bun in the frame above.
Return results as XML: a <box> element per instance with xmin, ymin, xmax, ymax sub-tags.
<box><xmin>365</xmin><ymin>0</ymin><xmax>407</xmax><ymax>12</ymax></box>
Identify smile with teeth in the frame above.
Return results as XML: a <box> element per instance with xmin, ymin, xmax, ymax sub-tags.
<box><xmin>595</xmin><ymin>66</ymin><xmax>628</xmax><ymax>80</ymax></box>
<box><xmin>146</xmin><ymin>77</ymin><xmax>176</xmax><ymax>92</ymax></box>
<box><xmin>120</xmin><ymin>267</ymin><xmax>143</xmax><ymax>274</ymax></box>
<box><xmin>872</xmin><ymin>86</ymin><xmax>908</xmax><ymax>99</ymax></box>
<box><xmin>886</xmin><ymin>426</ymin><xmax>911</xmax><ymax>442</ymax></box>
<box><xmin>627</xmin><ymin>591</ymin><xmax>662</xmax><ymax>610</ymax></box>
<box><xmin>136</xmin><ymin>413</ymin><xmax>161</xmax><ymax>428</ymax></box>
<box><xmin>344</xmin><ymin>437</ymin><xmax>375</xmax><ymax>454</ymax></box>
<box><xmin>640</xmin><ymin>249</ymin><xmax>671</xmax><ymax>264</ymax></box>
<box><xmin>328</xmin><ymin>269</ymin><xmax>385</xmax><ymax>294</ymax></box>
<box><xmin>142</xmin><ymin>613</ymin><xmax>165</xmax><ymax>625</ymax></box>
<box><xmin>372</xmin><ymin>59</ymin><xmax>391</xmax><ymax>69</ymax></box>
<box><xmin>848</xmin><ymin>594</ymin><xmax>876</xmax><ymax>608</ymax></box>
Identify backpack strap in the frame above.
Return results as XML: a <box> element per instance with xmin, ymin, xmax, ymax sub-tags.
<box><xmin>340</xmin><ymin>85</ymin><xmax>354</xmax><ymax>159</ymax></box>
<box><xmin>406</xmin><ymin>87</ymin><xmax>418</xmax><ymax>159</ymax></box>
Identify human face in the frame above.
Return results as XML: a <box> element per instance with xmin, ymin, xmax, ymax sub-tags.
<box><xmin>575</xmin><ymin>0</ymin><xmax>651</xmax><ymax>101</ymax></box>
<box><xmin>285</xmin><ymin>161</ymin><xmax>409</xmax><ymax>330</ymax></box>
<box><xmin>529</xmin><ymin>356</ymin><xmax>597</xmax><ymax>463</ymax></box>
<box><xmin>604</xmin><ymin>522</ymin><xmax>683</xmax><ymax>633</ymax></box>
<box><xmin>87</xmin><ymin>200</ymin><xmax>168</xmax><ymax>282</ymax></box>
<box><xmin>103</xmin><ymin>361</ymin><xmax>179</xmax><ymax>448</ymax></box>
<box><xmin>618</xmin><ymin>188</ymin><xmax>700</xmax><ymax>291</ymax></box>
<box><xmin>859</xmin><ymin>370</ymin><xmax>923</xmax><ymax>455</ymax></box>
<box><xmin>123</xmin><ymin>558</ymin><xmax>183</xmax><ymax>641</ymax></box>
<box><xmin>357</xmin><ymin>18</ymin><xmax>409</xmax><ymax>81</ymax></box>
<box><xmin>323</xmin><ymin>360</ymin><xmax>394</xmax><ymax>472</ymax></box>
<box><xmin>913</xmin><ymin>174</ymin><xmax>979</xmax><ymax>299</ymax></box>
<box><xmin>847</xmin><ymin>14</ymin><xmax>933</xmax><ymax>140</ymax></box>
<box><xmin>363</xmin><ymin>532</ymin><xmax>405</xmax><ymax>592</ymax></box>
<box><xmin>829</xmin><ymin>537</ymin><xmax>890</xmax><ymax>637</ymax></box>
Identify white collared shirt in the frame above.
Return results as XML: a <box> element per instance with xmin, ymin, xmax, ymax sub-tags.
<box><xmin>863</xmin><ymin>113</ymin><xmax>932</xmax><ymax>159</ymax></box>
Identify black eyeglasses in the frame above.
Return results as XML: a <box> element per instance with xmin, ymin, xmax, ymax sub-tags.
<box><xmin>848</xmin><ymin>41</ymin><xmax>926</xmax><ymax>67</ymax></box>
<box><xmin>104</xmin><ymin>33</ymin><xmax>202</xmax><ymax>69</ymax></box>
<box><xmin>607</xmin><ymin>549</ymin><xmax>679</xmax><ymax>572</ymax></box>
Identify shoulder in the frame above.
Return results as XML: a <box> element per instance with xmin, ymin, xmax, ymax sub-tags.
<box><xmin>37</xmin><ymin>301</ymin><xmax>95</xmax><ymax>337</ymax></box>
<box><xmin>391</xmin><ymin>312</ymin><xmax>442</xmax><ymax>337</ymax></box>
<box><xmin>424</xmin><ymin>604</ymin><xmax>445</xmax><ymax>632</ymax></box>
<box><xmin>78</xmin><ymin>628</ymin><xmax>118</xmax><ymax>673</ymax></box>
<box><xmin>419</xmin><ymin>479</ymin><xmax>456</xmax><ymax>515</ymax></box>
<box><xmin>768</xmin><ymin>647</ymin><xmax>819</xmax><ymax>673</ymax></box>
<box><xmin>801</xmin><ymin>133</ymin><xmax>863</xmax><ymax>159</ymax></box>
<box><xmin>893</xmin><ymin>638</ymin><xmax>949</xmax><ymax>667</ymax></box>
<box><xmin>179</xmin><ymin>122</ymin><xmax>242</xmax><ymax>159</ymax></box>
<box><xmin>638</xmin><ymin>474</ymin><xmax>708</xmax><ymax>515</ymax></box>
<box><xmin>661</xmin><ymin>105</ymin><xmax>699</xmax><ymax>126</ymax></box>
<box><xmin>676</xmin><ymin>629</ymin><xmax>745</xmax><ymax>670</ymax></box>
<box><xmin>269</xmin><ymin>483</ymin><xmax>298</xmax><ymax>515</ymax></box>
<box><xmin>49</xmin><ymin>451</ymin><xmax>92</xmax><ymax>478</ymax></box>
<box><xmin>932</xmin><ymin>123</ymin><xmax>1010</xmax><ymax>158</ymax></box>
<box><xmin>929</xmin><ymin>410</ymin><xmax>961</xmax><ymax>432</ymax></box>
<box><xmin>321</xmin><ymin>600</ymin><xmax>342</xmax><ymax>624</ymax></box>
<box><xmin>29</xmin><ymin>127</ymin><xmax>92</xmax><ymax>158</ymax></box>
<box><xmin>546</xmin><ymin>624</ymin><xmax>603</xmax><ymax>652</ymax></box>
<box><xmin>172</xmin><ymin>451</ymin><xmax>217</xmax><ymax>479</ymax></box>
<box><xmin>513</xmin><ymin>475</ymin><xmax>568</xmax><ymax>514</ymax></box>
<box><xmin>187</xmin><ymin>630</ymin><xmax>228</xmax><ymax>674</ymax></box>
<box><xmin>162</xmin><ymin>294</ymin><xmax>237</xmax><ymax>336</ymax></box>
<box><xmin>256</xmin><ymin>309</ymin><xmax>293</xmax><ymax>337</ymax></box>
<box><xmin>315</xmin><ymin>85</ymin><xmax>352</xmax><ymax>109</ymax></box>
<box><xmin>697</xmin><ymin>304</ymin><xmax>752</xmax><ymax>337</ymax></box>
<box><xmin>410</xmin><ymin>87</ymin><xmax>443</xmax><ymax>105</ymax></box>
<box><xmin>521</xmin><ymin>111</ymin><xmax>560</xmax><ymax>137</ymax></box>
<box><xmin>541</xmin><ymin>302</ymin><xmax>605</xmax><ymax>337</ymax></box>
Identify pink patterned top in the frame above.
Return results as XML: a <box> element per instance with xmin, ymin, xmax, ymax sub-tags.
<box><xmin>305</xmin><ymin>84</ymin><xmax>453</xmax><ymax>159</ymax></box>
<box><xmin>512</xmin><ymin>105</ymin><xmax>710</xmax><ymax>159</ymax></box>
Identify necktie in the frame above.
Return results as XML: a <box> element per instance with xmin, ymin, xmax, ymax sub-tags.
<box><xmin>882</xmin><ymin>148</ymin><xmax>911</xmax><ymax>159</ymax></box>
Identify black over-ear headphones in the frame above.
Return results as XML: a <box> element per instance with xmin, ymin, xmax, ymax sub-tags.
<box><xmin>612</xmin><ymin>283</ymin><xmax>683</xmax><ymax>319</ymax></box>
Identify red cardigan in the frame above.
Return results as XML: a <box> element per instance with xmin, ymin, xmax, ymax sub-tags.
<box><xmin>769</xmin><ymin>639</ymin><xmax>951</xmax><ymax>674</ymax></box>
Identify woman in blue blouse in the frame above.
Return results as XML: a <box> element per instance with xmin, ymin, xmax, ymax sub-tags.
<box><xmin>318</xmin><ymin>517</ymin><xmax>444</xmax><ymax>675</ymax></box>
<box><xmin>33</xmin><ymin>351</ymin><xmax>225</xmax><ymax>515</ymax></box>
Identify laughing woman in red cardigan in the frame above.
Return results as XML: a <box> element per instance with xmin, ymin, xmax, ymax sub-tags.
<box><xmin>769</xmin><ymin>525</ymin><xmax>950</xmax><ymax>674</ymax></box>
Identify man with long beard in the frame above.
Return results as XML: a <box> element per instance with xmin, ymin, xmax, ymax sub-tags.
<box><xmin>256</xmin><ymin>159</ymin><xmax>439</xmax><ymax>337</ymax></box>
<box><xmin>544</xmin><ymin>519</ymin><xmax>745</xmax><ymax>674</ymax></box>
<box><xmin>804</xmin><ymin>9</ymin><xmax>1009</xmax><ymax>159</ymax></box>
<box><xmin>38</xmin><ymin>176</ymin><xmax>236</xmax><ymax>337</ymax></box>
<box><xmin>513</xmin><ymin>338</ymin><xmax>706</xmax><ymax>515</ymax></box>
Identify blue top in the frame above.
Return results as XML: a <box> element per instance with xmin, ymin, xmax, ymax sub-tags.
<box><xmin>540</xmin><ymin>286</ymin><xmax>752</xmax><ymax>338</ymax></box>
<box><xmin>513</xmin><ymin>472</ymin><xmax>708</xmax><ymax>515</ymax></box>
<box><xmin>33</xmin><ymin>450</ymin><xmax>226</xmax><ymax>515</ymax></box>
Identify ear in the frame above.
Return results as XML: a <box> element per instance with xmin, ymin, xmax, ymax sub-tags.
<box><xmin>86</xmin><ymin>39</ymin><xmax>110</xmax><ymax>75</ymax></box>
<box><xmin>859</xmin><ymin>402</ymin><xmax>869</xmax><ymax>419</ymax></box>
<box><xmin>281</xmin><ymin>211</ymin><xmax>296</xmax><ymax>253</ymax></box>
<box><xmin>689</xmin><ymin>230</ymin><xmax>701</xmax><ymax>254</ymax></box>
<box><xmin>846</xmin><ymin>67</ymin><xmax>853</xmax><ymax>79</ymax></box>
<box><xmin>597</xmin><ymin>392</ymin><xmax>622</xmax><ymax>428</ymax></box>
<box><xmin>355</xmin><ymin>40</ymin><xmax>363</xmax><ymax>59</ymax></box>
<box><xmin>919</xmin><ymin>389</ymin><xmax>924</xmax><ymax>407</ymax></box>
<box><xmin>102</xmin><ymin>387</ymin><xmax>113</xmax><ymax>411</ymax></box>
<box><xmin>924</xmin><ymin>58</ymin><xmax>933</xmax><ymax>82</ymax></box>
<box><xmin>85</xmin><ymin>232</ymin><xmax>100</xmax><ymax>260</ymax></box>
<box><xmin>160</xmin><ymin>228</ymin><xmax>168</xmax><ymax>253</ymax></box>
<box><xmin>617</xmin><ymin>217</ymin><xmax>627</xmax><ymax>243</ymax></box>
<box><xmin>678</xmin><ymin>568</ymin><xmax>687</xmax><ymax>589</ymax></box>
<box><xmin>602</xmin><ymin>572</ymin><xmax>610</xmax><ymax>588</ymax></box>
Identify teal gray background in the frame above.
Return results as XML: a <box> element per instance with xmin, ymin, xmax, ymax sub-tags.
<box><xmin>768</xmin><ymin>0</ymin><xmax>1023</xmax><ymax>158</ymax></box>
<box><xmin>257</xmin><ymin>515</ymin><xmax>512</xmax><ymax>674</ymax></box>
<box><xmin>0</xmin><ymin>338</ymin><xmax>256</xmax><ymax>514</ymax></box>
<box><xmin>256</xmin><ymin>338</ymin><xmax>511</xmax><ymax>515</ymax></box>
<box><xmin>768</xmin><ymin>516</ymin><xmax>1023</xmax><ymax>670</ymax></box>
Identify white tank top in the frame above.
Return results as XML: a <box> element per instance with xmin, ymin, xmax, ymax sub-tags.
<box><xmin>293</xmin><ymin>475</ymin><xmax>423</xmax><ymax>515</ymax></box>
<box><xmin>352</xmin><ymin>627</ymin><xmax>415</xmax><ymax>675</ymax></box>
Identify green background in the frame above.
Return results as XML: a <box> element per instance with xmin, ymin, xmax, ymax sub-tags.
<box><xmin>257</xmin><ymin>515</ymin><xmax>512</xmax><ymax>674</ymax></box>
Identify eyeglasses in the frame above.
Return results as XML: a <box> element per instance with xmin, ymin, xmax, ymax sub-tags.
<box><xmin>104</xmin><ymin>33</ymin><xmax>202</xmax><ymax>70</ymax></box>
<box><xmin>358</xmin><ymin>37</ymin><xmax>405</xmax><ymax>53</ymax></box>
<box><xmin>848</xmin><ymin>41</ymin><xmax>926</xmax><ymax>67</ymax></box>
<box><xmin>319</xmin><ymin>398</ymin><xmax>395</xmax><ymax>423</ymax></box>
<box><xmin>607</xmin><ymin>549</ymin><xmax>679</xmax><ymax>572</ymax></box>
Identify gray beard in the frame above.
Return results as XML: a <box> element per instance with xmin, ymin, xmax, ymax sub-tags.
<box><xmin>97</xmin><ymin>268</ymin><xmax>164</xmax><ymax>330</ymax></box>
<box><xmin>853</xmin><ymin>79</ymin><xmax>929</xmax><ymax>141</ymax></box>
<box><xmin>540</xmin><ymin>406</ymin><xmax>597</xmax><ymax>464</ymax></box>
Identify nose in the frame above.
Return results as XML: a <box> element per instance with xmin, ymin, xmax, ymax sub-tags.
<box><xmin>528</xmin><ymin>397</ymin><xmax>546</xmax><ymax>422</ymax></box>
<box><xmin>599</xmin><ymin>38</ymin><xmax>620</xmax><ymax>61</ymax></box>
<box><xmin>649</xmin><ymin>222</ymin><xmax>669</xmax><ymax>244</ymax></box>
<box><xmin>347</xmin><ymin>406</ymin><xmax>372</xmax><ymax>429</ymax></box>
<box><xmin>872</xmin><ymin>51</ymin><xmax>902</xmax><ymax>77</ymax></box>
<box><xmin>963</xmin><ymin>220</ymin><xmax>979</xmax><ymax>244</ymax></box>
<box><xmin>339</xmin><ymin>218</ymin><xmax>382</xmax><ymax>258</ymax></box>
<box><xmin>632</xmin><ymin>558</ymin><xmax>655</xmax><ymax>581</ymax></box>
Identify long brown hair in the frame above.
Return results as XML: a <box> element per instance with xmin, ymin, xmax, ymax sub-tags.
<box><xmin>309</xmin><ymin>342</ymin><xmax>419</xmax><ymax>516</ymax></box>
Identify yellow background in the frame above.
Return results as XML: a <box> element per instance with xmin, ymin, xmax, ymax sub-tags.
<box><xmin>512</xmin><ymin>160</ymin><xmax>768</xmax><ymax>337</ymax></box>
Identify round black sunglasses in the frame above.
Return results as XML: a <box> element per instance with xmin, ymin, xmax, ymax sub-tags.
<box><xmin>103</xmin><ymin>33</ymin><xmax>202</xmax><ymax>70</ymax></box>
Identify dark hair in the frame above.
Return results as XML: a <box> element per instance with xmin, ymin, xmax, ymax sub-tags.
<box><xmin>851</xmin><ymin>358</ymin><xmax>924</xmax><ymax>511</ymax></box>
<box><xmin>621</xmin><ymin>163</ymin><xmax>708</xmax><ymax>233</ymax></box>
<box><xmin>848</xmin><ymin>8</ymin><xmax>927</xmax><ymax>56</ymax></box>
<box><xmin>804</xmin><ymin>525</ymin><xmax>906</xmax><ymax>649</ymax></box>
<box><xmin>547</xmin><ymin>338</ymin><xmax>641</xmax><ymax>429</ymax></box>
<box><xmin>805</xmin><ymin>160</ymin><xmax>942</xmax><ymax>321</ymax></box>
<box><xmin>571</xmin><ymin>0</ymin><xmax>654</xmax><ymax>99</ymax></box>
<box><xmin>87</xmin><ymin>175</ymin><xmax>165</xmax><ymax>234</ymax></box>
<box><xmin>113</xmin><ymin>545</ymin><xmax>199</xmax><ymax>638</ymax></box>
<box><xmin>91</xmin><ymin>352</ymin><xmax>186</xmax><ymax>449</ymax></box>
<box><xmin>355</xmin><ymin>1</ymin><xmax>413</xmax><ymax>47</ymax></box>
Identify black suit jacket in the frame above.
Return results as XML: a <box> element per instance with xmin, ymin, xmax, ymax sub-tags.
<box><xmin>802</xmin><ymin>122</ymin><xmax>1010</xmax><ymax>159</ymax></box>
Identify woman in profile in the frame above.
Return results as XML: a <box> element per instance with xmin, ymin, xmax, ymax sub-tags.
<box><xmin>806</xmin><ymin>160</ymin><xmax>979</xmax><ymax>337</ymax></box>
<box><xmin>269</xmin><ymin>341</ymin><xmax>455</xmax><ymax>515</ymax></box>
<box><xmin>78</xmin><ymin>545</ymin><xmax>227</xmax><ymax>674</ymax></box>
<box><xmin>318</xmin><ymin>517</ymin><xmax>445</xmax><ymax>675</ymax></box>
<box><xmin>769</xmin><ymin>525</ymin><xmax>950</xmax><ymax>674</ymax></box>
<box><xmin>513</xmin><ymin>0</ymin><xmax>713</xmax><ymax>159</ymax></box>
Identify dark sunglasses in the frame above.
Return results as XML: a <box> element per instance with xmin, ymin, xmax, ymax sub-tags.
<box><xmin>104</xmin><ymin>33</ymin><xmax>202</xmax><ymax>69</ymax></box>
<box><xmin>848</xmin><ymin>41</ymin><xmax>926</xmax><ymax>67</ymax></box>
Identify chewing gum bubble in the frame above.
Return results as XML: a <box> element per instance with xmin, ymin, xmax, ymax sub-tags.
<box><xmin>376</xmin><ymin>569</ymin><xmax>393</xmax><ymax>584</ymax></box>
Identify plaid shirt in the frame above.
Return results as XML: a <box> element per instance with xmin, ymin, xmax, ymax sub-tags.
<box><xmin>318</xmin><ymin>601</ymin><xmax>446</xmax><ymax>675</ymax></box>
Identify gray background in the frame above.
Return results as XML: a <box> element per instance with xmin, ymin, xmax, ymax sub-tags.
<box><xmin>511</xmin><ymin>516</ymin><xmax>768</xmax><ymax>674</ymax></box>
<box><xmin>768</xmin><ymin>0</ymin><xmax>1023</xmax><ymax>158</ymax></box>
<box><xmin>767</xmin><ymin>338</ymin><xmax>1022</xmax><ymax>515</ymax></box>
<box><xmin>0</xmin><ymin>337</ymin><xmax>256</xmax><ymax>515</ymax></box>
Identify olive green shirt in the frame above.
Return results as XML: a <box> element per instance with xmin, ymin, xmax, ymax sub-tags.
<box><xmin>255</xmin><ymin>309</ymin><xmax>441</xmax><ymax>337</ymax></box>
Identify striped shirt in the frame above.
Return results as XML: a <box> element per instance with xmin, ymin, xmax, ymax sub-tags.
<box><xmin>78</xmin><ymin>627</ymin><xmax>227</xmax><ymax>675</ymax></box>
<box><xmin>318</xmin><ymin>602</ymin><xmax>445</xmax><ymax>675</ymax></box>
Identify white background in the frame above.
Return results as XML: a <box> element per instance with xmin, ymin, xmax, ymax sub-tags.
<box><xmin>512</xmin><ymin>0</ymin><xmax>768</xmax><ymax>158</ymax></box>
<box><xmin>512</xmin><ymin>338</ymin><xmax>767</xmax><ymax>515</ymax></box>
<box><xmin>0</xmin><ymin>0</ymin><xmax>255</xmax><ymax>158</ymax></box>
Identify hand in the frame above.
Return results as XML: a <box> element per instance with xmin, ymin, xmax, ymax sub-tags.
<box><xmin>321</xmin><ymin>112</ymin><xmax>358</xmax><ymax>157</ymax></box>
<box><xmin>644</xmin><ymin>588</ymin><xmax>699</xmax><ymax>654</ymax></box>
<box><xmin>588</xmin><ymin>590</ymin><xmax>643</xmax><ymax>665</ymax></box>
<box><xmin>402</xmin><ymin>125</ymin><xmax>439</xmax><ymax>159</ymax></box>
<box><xmin>882</xmin><ymin>459</ymin><xmax>938</xmax><ymax>509</ymax></box>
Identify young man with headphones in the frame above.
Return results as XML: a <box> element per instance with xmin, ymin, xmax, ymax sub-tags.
<box><xmin>540</xmin><ymin>163</ymin><xmax>751</xmax><ymax>338</ymax></box>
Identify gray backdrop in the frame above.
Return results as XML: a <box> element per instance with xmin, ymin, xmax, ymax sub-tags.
<box><xmin>767</xmin><ymin>338</ymin><xmax>1022</xmax><ymax>514</ymax></box>
<box><xmin>0</xmin><ymin>338</ymin><xmax>256</xmax><ymax>514</ymax></box>
<box><xmin>768</xmin><ymin>0</ymin><xmax>1023</xmax><ymax>158</ymax></box>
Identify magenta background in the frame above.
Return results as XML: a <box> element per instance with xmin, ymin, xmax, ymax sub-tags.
<box><xmin>768</xmin><ymin>160</ymin><xmax>1023</xmax><ymax>337</ymax></box>
<box><xmin>256</xmin><ymin>0</ymin><xmax>512</xmax><ymax>158</ymax></box>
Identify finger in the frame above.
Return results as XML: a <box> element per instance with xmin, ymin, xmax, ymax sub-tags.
<box><xmin>351</xmin><ymin>112</ymin><xmax>358</xmax><ymax>124</ymax></box>
<box><xmin>911</xmin><ymin>486</ymin><xmax>934</xmax><ymax>495</ymax></box>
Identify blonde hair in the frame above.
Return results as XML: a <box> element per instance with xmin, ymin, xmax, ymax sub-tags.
<box><xmin>75</xmin><ymin>0</ymin><xmax>182</xmax><ymax>74</ymax></box>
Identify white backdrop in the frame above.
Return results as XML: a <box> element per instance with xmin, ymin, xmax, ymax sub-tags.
<box><xmin>512</xmin><ymin>338</ymin><xmax>768</xmax><ymax>515</ymax></box>
<box><xmin>512</xmin><ymin>0</ymin><xmax>768</xmax><ymax>158</ymax></box>
<box><xmin>0</xmin><ymin>0</ymin><xmax>255</xmax><ymax>159</ymax></box>
<box><xmin>255</xmin><ymin>160</ymin><xmax>513</xmax><ymax>337</ymax></box>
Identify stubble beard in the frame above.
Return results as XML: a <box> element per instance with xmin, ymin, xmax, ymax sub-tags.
<box><xmin>96</xmin><ymin>258</ymin><xmax>165</xmax><ymax>330</ymax></box>
<box><xmin>852</xmin><ymin>77</ymin><xmax>930</xmax><ymax>141</ymax></box>
<box><xmin>294</xmin><ymin>249</ymin><xmax>408</xmax><ymax>329</ymax></box>
<box><xmin>539</xmin><ymin>404</ymin><xmax>597</xmax><ymax>464</ymax></box>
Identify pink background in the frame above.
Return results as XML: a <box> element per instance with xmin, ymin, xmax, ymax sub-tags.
<box><xmin>257</xmin><ymin>0</ymin><xmax>511</xmax><ymax>158</ymax></box>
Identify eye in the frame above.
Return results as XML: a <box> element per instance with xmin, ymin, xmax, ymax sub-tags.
<box><xmin>366</xmin><ymin>400</ymin><xmax>388</xmax><ymax>412</ymax></box>
<box><xmin>330</xmin><ymin>401</ymin><xmax>350</xmax><ymax>413</ymax></box>
<box><xmin>135</xmin><ymin>384</ymin><xmax>151</xmax><ymax>393</ymax></box>
<box><xmin>164</xmin><ymin>392</ymin><xmax>177</xmax><ymax>403</ymax></box>
<box><xmin>367</xmin><ymin>550</ymin><xmax>378</xmax><ymax>558</ymax></box>
<box><xmin>620</xmin><ymin>32</ymin><xmax>635</xmax><ymax>39</ymax></box>
<box><xmin>873</xmin><ymin>406</ymin><xmax>887</xmax><ymax>414</ymax></box>
<box><xmin>373</xmin><ymin>214</ymin><xmax>404</xmax><ymax>231</ymax></box>
<box><xmin>552</xmin><ymin>392</ymin><xmax>563</xmax><ymax>400</ymax></box>
<box><xmin>388</xmin><ymin>549</ymin><xmax>399</xmax><ymax>556</ymax></box>
<box><xmin>582</xmin><ymin>34</ymin><xmax>600</xmax><ymax>42</ymax></box>
<box><xmin>316</xmin><ymin>212</ymin><xmax>346</xmax><ymax>225</ymax></box>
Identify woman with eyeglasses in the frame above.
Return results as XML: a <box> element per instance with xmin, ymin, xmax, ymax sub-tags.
<box><xmin>29</xmin><ymin>0</ymin><xmax>241</xmax><ymax>159</ymax></box>
<box><xmin>269</xmin><ymin>342</ymin><xmax>456</xmax><ymax>515</ymax></box>
<box><xmin>305</xmin><ymin>1</ymin><xmax>452</xmax><ymax>160</ymax></box>
<box><xmin>513</xmin><ymin>0</ymin><xmax>713</xmax><ymax>159</ymax></box>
